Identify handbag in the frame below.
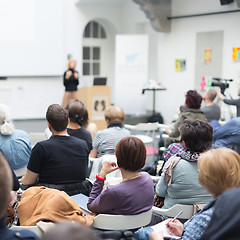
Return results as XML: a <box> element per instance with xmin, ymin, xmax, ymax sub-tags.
<box><xmin>153</xmin><ymin>194</ymin><xmax>165</xmax><ymax>208</ymax></box>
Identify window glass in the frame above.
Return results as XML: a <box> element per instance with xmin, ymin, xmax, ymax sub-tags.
<box><xmin>93</xmin><ymin>21</ymin><xmax>98</xmax><ymax>38</ymax></box>
<box><xmin>93</xmin><ymin>63</ymin><xmax>100</xmax><ymax>75</ymax></box>
<box><xmin>84</xmin><ymin>22</ymin><xmax>91</xmax><ymax>38</ymax></box>
<box><xmin>93</xmin><ymin>47</ymin><xmax>100</xmax><ymax>60</ymax></box>
<box><xmin>83</xmin><ymin>47</ymin><xmax>90</xmax><ymax>60</ymax></box>
<box><xmin>101</xmin><ymin>27</ymin><xmax>106</xmax><ymax>39</ymax></box>
<box><xmin>83</xmin><ymin>62</ymin><xmax>90</xmax><ymax>75</ymax></box>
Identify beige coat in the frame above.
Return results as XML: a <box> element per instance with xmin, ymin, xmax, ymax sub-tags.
<box><xmin>18</xmin><ymin>186</ymin><xmax>94</xmax><ymax>226</ymax></box>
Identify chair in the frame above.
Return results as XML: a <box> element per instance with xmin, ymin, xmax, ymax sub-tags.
<box><xmin>124</xmin><ymin>122</ymin><xmax>159</xmax><ymax>145</ymax></box>
<box><xmin>14</xmin><ymin>166</ymin><xmax>27</xmax><ymax>177</ymax></box>
<box><xmin>152</xmin><ymin>204</ymin><xmax>195</xmax><ymax>220</ymax></box>
<box><xmin>124</xmin><ymin>122</ymin><xmax>160</xmax><ymax>165</ymax></box>
<box><xmin>29</xmin><ymin>132</ymin><xmax>48</xmax><ymax>147</ymax></box>
<box><xmin>10</xmin><ymin>225</ymin><xmax>43</xmax><ymax>238</ymax></box>
<box><xmin>92</xmin><ymin>208</ymin><xmax>152</xmax><ymax>230</ymax></box>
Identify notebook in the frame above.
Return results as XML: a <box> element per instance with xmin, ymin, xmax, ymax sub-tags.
<box><xmin>71</xmin><ymin>193</ymin><xmax>92</xmax><ymax>215</ymax></box>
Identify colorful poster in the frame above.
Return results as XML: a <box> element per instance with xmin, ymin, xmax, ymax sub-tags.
<box><xmin>175</xmin><ymin>59</ymin><xmax>186</xmax><ymax>71</ymax></box>
<box><xmin>204</xmin><ymin>48</ymin><xmax>212</xmax><ymax>63</ymax></box>
<box><xmin>233</xmin><ymin>47</ymin><xmax>240</xmax><ymax>62</ymax></box>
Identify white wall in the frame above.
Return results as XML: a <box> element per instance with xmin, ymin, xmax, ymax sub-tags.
<box><xmin>1</xmin><ymin>0</ymin><xmax>240</xmax><ymax>121</ymax></box>
<box><xmin>0</xmin><ymin>77</ymin><xmax>64</xmax><ymax>119</ymax></box>
<box><xmin>155</xmin><ymin>0</ymin><xmax>240</xmax><ymax>123</ymax></box>
<box><xmin>0</xmin><ymin>0</ymin><xmax>65</xmax><ymax>76</ymax></box>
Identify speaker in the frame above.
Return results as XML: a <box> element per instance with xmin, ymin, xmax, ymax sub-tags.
<box><xmin>220</xmin><ymin>0</ymin><xmax>233</xmax><ymax>5</ymax></box>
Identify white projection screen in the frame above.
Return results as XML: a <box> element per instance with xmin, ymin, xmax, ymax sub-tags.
<box><xmin>0</xmin><ymin>0</ymin><xmax>64</xmax><ymax>76</ymax></box>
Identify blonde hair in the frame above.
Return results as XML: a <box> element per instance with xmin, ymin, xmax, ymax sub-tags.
<box><xmin>0</xmin><ymin>103</ymin><xmax>14</xmax><ymax>135</ymax></box>
<box><xmin>104</xmin><ymin>105</ymin><xmax>125</xmax><ymax>125</ymax></box>
<box><xmin>68</xmin><ymin>59</ymin><xmax>76</xmax><ymax>69</ymax></box>
<box><xmin>0</xmin><ymin>152</ymin><xmax>12</xmax><ymax>218</ymax></box>
<box><xmin>198</xmin><ymin>148</ymin><xmax>240</xmax><ymax>198</ymax></box>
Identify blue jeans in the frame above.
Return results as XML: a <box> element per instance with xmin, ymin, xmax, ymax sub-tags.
<box><xmin>211</xmin><ymin>118</ymin><xmax>240</xmax><ymax>147</ymax></box>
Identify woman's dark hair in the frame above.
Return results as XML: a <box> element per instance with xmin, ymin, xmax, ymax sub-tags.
<box><xmin>185</xmin><ymin>90</ymin><xmax>202</xmax><ymax>109</ymax></box>
<box><xmin>115</xmin><ymin>137</ymin><xmax>146</xmax><ymax>172</ymax></box>
<box><xmin>66</xmin><ymin>100</ymin><xmax>88</xmax><ymax>128</ymax></box>
<box><xmin>180</xmin><ymin>119</ymin><xmax>213</xmax><ymax>152</ymax></box>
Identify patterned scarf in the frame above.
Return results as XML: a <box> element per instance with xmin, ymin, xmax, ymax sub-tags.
<box><xmin>163</xmin><ymin>151</ymin><xmax>201</xmax><ymax>186</ymax></box>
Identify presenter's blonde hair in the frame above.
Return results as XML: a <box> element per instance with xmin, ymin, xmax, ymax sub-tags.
<box><xmin>68</xmin><ymin>59</ymin><xmax>76</xmax><ymax>69</ymax></box>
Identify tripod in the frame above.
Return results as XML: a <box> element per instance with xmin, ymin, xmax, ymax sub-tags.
<box><xmin>216</xmin><ymin>89</ymin><xmax>235</xmax><ymax>121</ymax></box>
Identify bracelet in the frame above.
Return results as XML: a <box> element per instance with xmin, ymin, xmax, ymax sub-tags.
<box><xmin>96</xmin><ymin>174</ymin><xmax>106</xmax><ymax>181</ymax></box>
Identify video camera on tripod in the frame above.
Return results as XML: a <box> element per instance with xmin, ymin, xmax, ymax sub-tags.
<box><xmin>211</xmin><ymin>78</ymin><xmax>233</xmax><ymax>95</ymax></box>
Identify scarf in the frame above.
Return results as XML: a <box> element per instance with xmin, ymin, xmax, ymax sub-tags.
<box><xmin>163</xmin><ymin>151</ymin><xmax>201</xmax><ymax>186</ymax></box>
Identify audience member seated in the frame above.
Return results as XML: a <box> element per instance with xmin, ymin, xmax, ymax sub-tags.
<box><xmin>211</xmin><ymin>117</ymin><xmax>240</xmax><ymax>150</ymax></box>
<box><xmin>199</xmin><ymin>187</ymin><xmax>240</xmax><ymax>240</ymax></box>
<box><xmin>20</xmin><ymin>104</ymin><xmax>92</xmax><ymax>196</ymax></box>
<box><xmin>164</xmin><ymin>90</ymin><xmax>207</xmax><ymax>147</ymax></box>
<box><xmin>201</xmin><ymin>88</ymin><xmax>221</xmax><ymax>122</ymax></box>
<box><xmin>135</xmin><ymin>148</ymin><xmax>240</xmax><ymax>240</ymax></box>
<box><xmin>66</xmin><ymin>100</ymin><xmax>92</xmax><ymax>151</ymax></box>
<box><xmin>155</xmin><ymin>119</ymin><xmax>213</xmax><ymax>209</ymax></box>
<box><xmin>40</xmin><ymin>221</ymin><xmax>98</xmax><ymax>240</ymax></box>
<box><xmin>0</xmin><ymin>152</ymin><xmax>38</xmax><ymax>240</ymax></box>
<box><xmin>87</xmin><ymin>137</ymin><xmax>154</xmax><ymax>214</ymax></box>
<box><xmin>89</xmin><ymin>105</ymin><xmax>130</xmax><ymax>158</ymax></box>
<box><xmin>0</xmin><ymin>103</ymin><xmax>31</xmax><ymax>172</ymax></box>
<box><xmin>162</xmin><ymin>143</ymin><xmax>185</xmax><ymax>162</ymax></box>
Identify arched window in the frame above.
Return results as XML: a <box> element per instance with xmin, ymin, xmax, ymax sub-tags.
<box><xmin>82</xmin><ymin>21</ymin><xmax>107</xmax><ymax>76</ymax></box>
<box><xmin>83</xmin><ymin>21</ymin><xmax>106</xmax><ymax>39</ymax></box>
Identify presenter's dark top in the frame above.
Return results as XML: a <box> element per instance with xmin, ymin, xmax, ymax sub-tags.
<box><xmin>63</xmin><ymin>68</ymin><xmax>79</xmax><ymax>92</ymax></box>
<box><xmin>27</xmin><ymin>135</ymin><xmax>89</xmax><ymax>184</ymax></box>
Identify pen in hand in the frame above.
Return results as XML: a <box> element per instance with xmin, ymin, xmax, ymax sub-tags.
<box><xmin>165</xmin><ymin>211</ymin><xmax>183</xmax><ymax>228</ymax></box>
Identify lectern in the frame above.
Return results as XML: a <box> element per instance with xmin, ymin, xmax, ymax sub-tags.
<box><xmin>78</xmin><ymin>86</ymin><xmax>111</xmax><ymax>130</ymax></box>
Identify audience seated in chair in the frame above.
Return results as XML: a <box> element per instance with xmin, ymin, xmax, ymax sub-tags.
<box><xmin>135</xmin><ymin>147</ymin><xmax>240</xmax><ymax>240</ymax></box>
<box><xmin>155</xmin><ymin>119</ymin><xmax>213</xmax><ymax>209</ymax></box>
<box><xmin>201</xmin><ymin>88</ymin><xmax>221</xmax><ymax>122</ymax></box>
<box><xmin>211</xmin><ymin>117</ymin><xmax>240</xmax><ymax>152</ymax></box>
<box><xmin>87</xmin><ymin>136</ymin><xmax>154</xmax><ymax>215</ymax></box>
<box><xmin>199</xmin><ymin>187</ymin><xmax>240</xmax><ymax>240</ymax></box>
<box><xmin>162</xmin><ymin>143</ymin><xmax>185</xmax><ymax>162</ymax></box>
<box><xmin>40</xmin><ymin>221</ymin><xmax>99</xmax><ymax>240</ymax></box>
<box><xmin>66</xmin><ymin>100</ymin><xmax>92</xmax><ymax>152</ymax></box>
<box><xmin>164</xmin><ymin>90</ymin><xmax>207</xmax><ymax>147</ymax></box>
<box><xmin>0</xmin><ymin>103</ymin><xmax>31</xmax><ymax>172</ymax></box>
<box><xmin>20</xmin><ymin>104</ymin><xmax>92</xmax><ymax>196</ymax></box>
<box><xmin>89</xmin><ymin>105</ymin><xmax>130</xmax><ymax>158</ymax></box>
<box><xmin>0</xmin><ymin>152</ymin><xmax>38</xmax><ymax>240</ymax></box>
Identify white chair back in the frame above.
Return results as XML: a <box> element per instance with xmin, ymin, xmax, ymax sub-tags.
<box><xmin>10</xmin><ymin>225</ymin><xmax>42</xmax><ymax>238</ymax></box>
<box><xmin>152</xmin><ymin>204</ymin><xmax>194</xmax><ymax>220</ymax></box>
<box><xmin>92</xmin><ymin>208</ymin><xmax>152</xmax><ymax>230</ymax></box>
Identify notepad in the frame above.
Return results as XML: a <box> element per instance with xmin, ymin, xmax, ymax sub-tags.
<box><xmin>151</xmin><ymin>221</ymin><xmax>181</xmax><ymax>239</ymax></box>
<box><xmin>71</xmin><ymin>193</ymin><xmax>92</xmax><ymax>215</ymax></box>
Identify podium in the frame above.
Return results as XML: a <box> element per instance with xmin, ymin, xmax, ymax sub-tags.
<box><xmin>78</xmin><ymin>86</ymin><xmax>111</xmax><ymax>130</ymax></box>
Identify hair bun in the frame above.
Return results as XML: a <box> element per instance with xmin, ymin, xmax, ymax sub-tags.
<box><xmin>0</xmin><ymin>122</ymin><xmax>14</xmax><ymax>135</ymax></box>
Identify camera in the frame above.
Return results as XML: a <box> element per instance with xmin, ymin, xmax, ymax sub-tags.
<box><xmin>211</xmin><ymin>78</ymin><xmax>233</xmax><ymax>95</ymax></box>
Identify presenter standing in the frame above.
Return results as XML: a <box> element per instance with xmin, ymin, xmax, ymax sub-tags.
<box><xmin>62</xmin><ymin>59</ymin><xmax>79</xmax><ymax>107</ymax></box>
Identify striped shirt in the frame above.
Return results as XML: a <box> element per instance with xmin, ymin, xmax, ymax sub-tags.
<box><xmin>92</xmin><ymin>126</ymin><xmax>131</xmax><ymax>157</ymax></box>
